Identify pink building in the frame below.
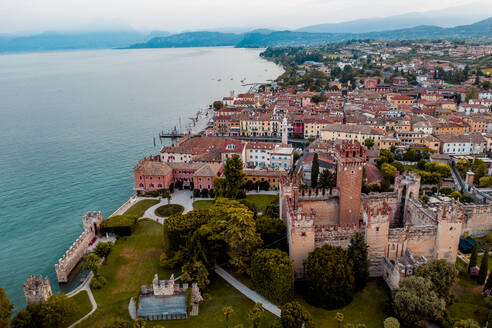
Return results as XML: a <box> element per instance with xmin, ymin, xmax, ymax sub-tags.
<box><xmin>133</xmin><ymin>158</ymin><xmax>174</xmax><ymax>193</ymax></box>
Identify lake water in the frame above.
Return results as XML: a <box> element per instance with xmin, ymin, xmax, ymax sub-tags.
<box><xmin>0</xmin><ymin>47</ymin><xmax>283</xmax><ymax>309</ymax></box>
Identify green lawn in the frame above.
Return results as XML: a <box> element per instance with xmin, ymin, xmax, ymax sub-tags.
<box><xmin>123</xmin><ymin>199</ymin><xmax>160</xmax><ymax>217</ymax></box>
<box><xmin>447</xmin><ymin>274</ymin><xmax>489</xmax><ymax>325</ymax></box>
<box><xmin>447</xmin><ymin>258</ymin><xmax>489</xmax><ymax>325</ymax></box>
<box><xmin>193</xmin><ymin>194</ymin><xmax>278</xmax><ymax>212</ymax></box>
<box><xmin>296</xmin><ymin>279</ymin><xmax>391</xmax><ymax>328</ymax></box>
<box><xmin>78</xmin><ymin>219</ymin><xmax>276</xmax><ymax>328</ymax></box>
<box><xmin>154</xmin><ymin>204</ymin><xmax>184</xmax><ymax>217</ymax></box>
<box><xmin>70</xmin><ymin>290</ymin><xmax>93</xmax><ymax>324</ymax></box>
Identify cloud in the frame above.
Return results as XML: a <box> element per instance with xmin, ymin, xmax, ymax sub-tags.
<box><xmin>0</xmin><ymin>0</ymin><xmax>489</xmax><ymax>34</ymax></box>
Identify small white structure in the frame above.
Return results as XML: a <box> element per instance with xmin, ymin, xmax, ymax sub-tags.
<box><xmin>153</xmin><ymin>273</ymin><xmax>175</xmax><ymax>296</ymax></box>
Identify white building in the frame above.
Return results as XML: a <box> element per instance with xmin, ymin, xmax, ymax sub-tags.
<box><xmin>437</xmin><ymin>133</ymin><xmax>487</xmax><ymax>155</ymax></box>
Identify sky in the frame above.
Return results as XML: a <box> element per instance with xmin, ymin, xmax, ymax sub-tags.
<box><xmin>0</xmin><ymin>0</ymin><xmax>491</xmax><ymax>34</ymax></box>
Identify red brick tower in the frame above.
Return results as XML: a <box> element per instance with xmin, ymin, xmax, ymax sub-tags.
<box><xmin>335</xmin><ymin>140</ymin><xmax>367</xmax><ymax>225</ymax></box>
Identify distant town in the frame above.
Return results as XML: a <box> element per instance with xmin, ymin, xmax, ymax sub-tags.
<box><xmin>5</xmin><ymin>38</ymin><xmax>492</xmax><ymax>328</ymax></box>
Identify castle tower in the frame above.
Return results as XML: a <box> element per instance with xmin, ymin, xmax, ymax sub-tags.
<box><xmin>434</xmin><ymin>203</ymin><xmax>464</xmax><ymax>263</ymax></box>
<box><xmin>281</xmin><ymin>117</ymin><xmax>288</xmax><ymax>145</ymax></box>
<box><xmin>335</xmin><ymin>140</ymin><xmax>367</xmax><ymax>225</ymax></box>
<box><xmin>82</xmin><ymin>211</ymin><xmax>103</xmax><ymax>234</ymax></box>
<box><xmin>24</xmin><ymin>275</ymin><xmax>52</xmax><ymax>305</ymax></box>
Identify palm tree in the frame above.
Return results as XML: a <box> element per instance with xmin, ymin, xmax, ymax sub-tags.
<box><xmin>161</xmin><ymin>189</ymin><xmax>172</xmax><ymax>205</ymax></box>
<box><xmin>335</xmin><ymin>312</ymin><xmax>344</xmax><ymax>328</ymax></box>
<box><xmin>223</xmin><ymin>306</ymin><xmax>234</xmax><ymax>328</ymax></box>
<box><xmin>249</xmin><ymin>303</ymin><xmax>264</xmax><ymax>328</ymax></box>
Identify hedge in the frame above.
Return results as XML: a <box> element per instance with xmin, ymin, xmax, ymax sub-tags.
<box><xmin>100</xmin><ymin>214</ymin><xmax>139</xmax><ymax>236</ymax></box>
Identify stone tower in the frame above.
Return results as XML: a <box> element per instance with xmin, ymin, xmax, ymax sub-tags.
<box><xmin>282</xmin><ymin>117</ymin><xmax>288</xmax><ymax>145</ymax></box>
<box><xmin>24</xmin><ymin>275</ymin><xmax>52</xmax><ymax>305</ymax></box>
<box><xmin>335</xmin><ymin>140</ymin><xmax>367</xmax><ymax>225</ymax></box>
<box><xmin>83</xmin><ymin>211</ymin><xmax>103</xmax><ymax>233</ymax></box>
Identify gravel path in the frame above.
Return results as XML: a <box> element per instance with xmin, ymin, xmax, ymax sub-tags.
<box><xmin>214</xmin><ymin>266</ymin><xmax>281</xmax><ymax>317</ymax></box>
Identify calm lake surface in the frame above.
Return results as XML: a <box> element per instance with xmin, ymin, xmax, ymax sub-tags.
<box><xmin>0</xmin><ymin>47</ymin><xmax>283</xmax><ymax>308</ymax></box>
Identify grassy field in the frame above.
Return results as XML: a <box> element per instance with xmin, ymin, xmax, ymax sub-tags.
<box><xmin>78</xmin><ymin>219</ymin><xmax>276</xmax><ymax>328</ymax></box>
<box><xmin>123</xmin><ymin>199</ymin><xmax>160</xmax><ymax>217</ymax></box>
<box><xmin>70</xmin><ymin>290</ymin><xmax>93</xmax><ymax>324</ymax></box>
<box><xmin>296</xmin><ymin>279</ymin><xmax>391</xmax><ymax>328</ymax></box>
<box><xmin>447</xmin><ymin>258</ymin><xmax>490</xmax><ymax>325</ymax></box>
<box><xmin>193</xmin><ymin>194</ymin><xmax>277</xmax><ymax>212</ymax></box>
<box><xmin>154</xmin><ymin>204</ymin><xmax>184</xmax><ymax>217</ymax></box>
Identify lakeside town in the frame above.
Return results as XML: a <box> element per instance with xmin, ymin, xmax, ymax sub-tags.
<box><xmin>4</xmin><ymin>39</ymin><xmax>492</xmax><ymax>328</ymax></box>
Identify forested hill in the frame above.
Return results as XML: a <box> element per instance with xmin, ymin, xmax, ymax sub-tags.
<box><xmin>127</xmin><ymin>18</ymin><xmax>492</xmax><ymax>49</ymax></box>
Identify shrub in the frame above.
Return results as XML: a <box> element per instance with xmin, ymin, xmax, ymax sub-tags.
<box><xmin>90</xmin><ymin>275</ymin><xmax>106</xmax><ymax>290</ymax></box>
<box><xmin>383</xmin><ymin>317</ymin><xmax>400</xmax><ymax>328</ymax></box>
<box><xmin>94</xmin><ymin>241</ymin><xmax>113</xmax><ymax>258</ymax></box>
<box><xmin>280</xmin><ymin>301</ymin><xmax>314</xmax><ymax>328</ymax></box>
<box><xmin>155</xmin><ymin>204</ymin><xmax>184</xmax><ymax>217</ymax></box>
<box><xmin>160</xmin><ymin>251</ymin><xmax>183</xmax><ymax>269</ymax></box>
<box><xmin>100</xmin><ymin>214</ymin><xmax>139</xmax><ymax>236</ymax></box>
<box><xmin>201</xmin><ymin>189</ymin><xmax>209</xmax><ymax>198</ymax></box>
<box><xmin>251</xmin><ymin>249</ymin><xmax>294</xmax><ymax>304</ymax></box>
<box><xmin>193</xmin><ymin>189</ymin><xmax>201</xmax><ymax>198</ymax></box>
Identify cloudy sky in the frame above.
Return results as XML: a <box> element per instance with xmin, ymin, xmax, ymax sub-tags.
<box><xmin>0</xmin><ymin>0</ymin><xmax>491</xmax><ymax>34</ymax></box>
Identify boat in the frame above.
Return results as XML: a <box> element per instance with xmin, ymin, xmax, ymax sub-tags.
<box><xmin>217</xmin><ymin>78</ymin><xmax>222</xmax><ymax>82</ymax></box>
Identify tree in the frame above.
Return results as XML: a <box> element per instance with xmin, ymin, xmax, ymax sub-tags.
<box><xmin>207</xmin><ymin>199</ymin><xmax>261</xmax><ymax>272</ymax></box>
<box><xmin>11</xmin><ymin>303</ymin><xmax>45</xmax><ymax>328</ymax></box>
<box><xmin>223</xmin><ymin>306</ymin><xmax>234</xmax><ymax>328</ymax></box>
<box><xmin>133</xmin><ymin>319</ymin><xmax>146</xmax><ymax>328</ymax></box>
<box><xmin>364</xmin><ymin>138</ymin><xmax>374</xmax><ymax>150</ymax></box>
<box><xmin>415</xmin><ymin>259</ymin><xmax>457</xmax><ymax>303</ymax></box>
<box><xmin>483</xmin><ymin>266</ymin><xmax>492</xmax><ymax>292</ymax></box>
<box><xmin>479</xmin><ymin>176</ymin><xmax>492</xmax><ymax>188</ymax></box>
<box><xmin>381</xmin><ymin>163</ymin><xmax>397</xmax><ymax>183</ymax></box>
<box><xmin>383</xmin><ymin>317</ymin><xmax>400</xmax><ymax>328</ymax></box>
<box><xmin>478</xmin><ymin>249</ymin><xmax>489</xmax><ymax>285</ymax></box>
<box><xmin>43</xmin><ymin>294</ymin><xmax>79</xmax><ymax>328</ymax></box>
<box><xmin>213</xmin><ymin>100</ymin><xmax>224</xmax><ymax>110</ymax></box>
<box><xmin>251</xmin><ymin>249</ymin><xmax>294</xmax><ymax>304</ymax></box>
<box><xmin>249</xmin><ymin>303</ymin><xmax>264</xmax><ymax>328</ymax></box>
<box><xmin>256</xmin><ymin>216</ymin><xmax>286</xmax><ymax>250</ymax></box>
<box><xmin>468</xmin><ymin>243</ymin><xmax>478</xmax><ymax>273</ymax></box>
<box><xmin>0</xmin><ymin>287</ymin><xmax>13</xmax><ymax>328</ymax></box>
<box><xmin>348</xmin><ymin>232</ymin><xmax>369</xmax><ymax>291</ymax></box>
<box><xmin>224</xmin><ymin>154</ymin><xmax>245</xmax><ymax>198</ymax></box>
<box><xmin>311</xmin><ymin>153</ymin><xmax>319</xmax><ymax>189</ymax></box>
<box><xmin>472</xmin><ymin>159</ymin><xmax>488</xmax><ymax>183</ymax></box>
<box><xmin>393</xmin><ymin>276</ymin><xmax>445</xmax><ymax>328</ymax></box>
<box><xmin>305</xmin><ymin>245</ymin><xmax>355</xmax><ymax>309</ymax></box>
<box><xmin>213</xmin><ymin>177</ymin><xmax>227</xmax><ymax>198</ymax></box>
<box><xmin>84</xmin><ymin>253</ymin><xmax>101</xmax><ymax>275</ymax></box>
<box><xmin>101</xmin><ymin>318</ymin><xmax>132</xmax><ymax>328</ymax></box>
<box><xmin>280</xmin><ymin>301</ymin><xmax>314</xmax><ymax>328</ymax></box>
<box><xmin>456</xmin><ymin>158</ymin><xmax>471</xmax><ymax>178</ymax></box>
<box><xmin>94</xmin><ymin>241</ymin><xmax>113</xmax><ymax>258</ymax></box>
<box><xmin>181</xmin><ymin>261</ymin><xmax>210</xmax><ymax>290</ymax></box>
<box><xmin>465</xmin><ymin>87</ymin><xmax>478</xmax><ymax>102</ymax></box>
<box><xmin>454</xmin><ymin>319</ymin><xmax>480</xmax><ymax>328</ymax></box>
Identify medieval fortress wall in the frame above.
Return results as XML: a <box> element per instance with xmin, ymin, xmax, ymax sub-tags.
<box><xmin>55</xmin><ymin>211</ymin><xmax>102</xmax><ymax>283</ymax></box>
<box><xmin>281</xmin><ymin>140</ymin><xmax>491</xmax><ymax>282</ymax></box>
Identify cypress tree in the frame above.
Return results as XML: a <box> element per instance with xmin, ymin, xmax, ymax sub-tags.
<box><xmin>478</xmin><ymin>249</ymin><xmax>489</xmax><ymax>285</ymax></box>
<box><xmin>483</xmin><ymin>268</ymin><xmax>492</xmax><ymax>292</ymax></box>
<box><xmin>468</xmin><ymin>243</ymin><xmax>478</xmax><ymax>273</ymax></box>
<box><xmin>311</xmin><ymin>153</ymin><xmax>319</xmax><ymax>189</ymax></box>
<box><xmin>348</xmin><ymin>232</ymin><xmax>369</xmax><ymax>290</ymax></box>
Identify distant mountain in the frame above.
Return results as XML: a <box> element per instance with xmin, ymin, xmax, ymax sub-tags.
<box><xmin>236</xmin><ymin>18</ymin><xmax>492</xmax><ymax>47</ymax></box>
<box><xmin>297</xmin><ymin>1</ymin><xmax>492</xmax><ymax>33</ymax></box>
<box><xmin>0</xmin><ymin>31</ymin><xmax>149</xmax><ymax>53</ymax></box>
<box><xmin>127</xmin><ymin>31</ymin><xmax>243</xmax><ymax>48</ymax></box>
<box><xmin>146</xmin><ymin>31</ymin><xmax>171</xmax><ymax>39</ymax></box>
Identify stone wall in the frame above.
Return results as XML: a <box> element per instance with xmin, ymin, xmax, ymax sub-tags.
<box><xmin>462</xmin><ymin>204</ymin><xmax>492</xmax><ymax>237</ymax></box>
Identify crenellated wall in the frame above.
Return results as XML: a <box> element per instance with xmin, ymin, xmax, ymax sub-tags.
<box><xmin>462</xmin><ymin>204</ymin><xmax>492</xmax><ymax>237</ymax></box>
<box><xmin>55</xmin><ymin>212</ymin><xmax>102</xmax><ymax>283</ymax></box>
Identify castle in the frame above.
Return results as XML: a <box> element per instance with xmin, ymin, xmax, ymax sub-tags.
<box><xmin>23</xmin><ymin>274</ymin><xmax>52</xmax><ymax>304</ymax></box>
<box><xmin>55</xmin><ymin>211</ymin><xmax>102</xmax><ymax>283</ymax></box>
<box><xmin>280</xmin><ymin>140</ymin><xmax>492</xmax><ymax>289</ymax></box>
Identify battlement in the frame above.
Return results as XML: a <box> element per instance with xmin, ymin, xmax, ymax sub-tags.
<box><xmin>335</xmin><ymin>140</ymin><xmax>367</xmax><ymax>163</ymax></box>
<box><xmin>24</xmin><ymin>274</ymin><xmax>52</xmax><ymax>304</ymax></box>
<box><xmin>55</xmin><ymin>211</ymin><xmax>101</xmax><ymax>283</ymax></box>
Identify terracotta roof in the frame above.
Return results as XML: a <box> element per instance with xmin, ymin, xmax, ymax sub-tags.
<box><xmin>134</xmin><ymin>160</ymin><xmax>172</xmax><ymax>176</ymax></box>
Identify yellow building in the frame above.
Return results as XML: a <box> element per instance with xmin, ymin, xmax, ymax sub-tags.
<box><xmin>320</xmin><ymin>124</ymin><xmax>385</xmax><ymax>149</ymax></box>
